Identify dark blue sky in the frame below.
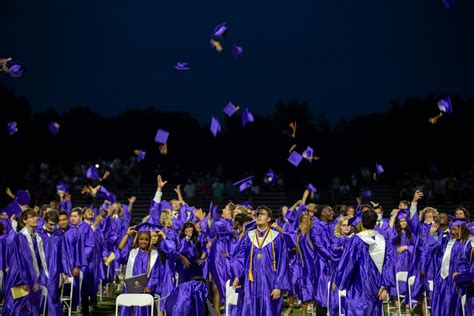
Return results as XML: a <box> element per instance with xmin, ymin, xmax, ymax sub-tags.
<box><xmin>1</xmin><ymin>0</ymin><xmax>473</xmax><ymax>123</ymax></box>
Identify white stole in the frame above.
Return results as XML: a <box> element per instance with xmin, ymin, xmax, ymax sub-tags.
<box><xmin>441</xmin><ymin>239</ymin><xmax>456</xmax><ymax>279</ymax></box>
<box><xmin>20</xmin><ymin>227</ymin><xmax>49</xmax><ymax>278</ymax></box>
<box><xmin>125</xmin><ymin>248</ymin><xmax>158</xmax><ymax>279</ymax></box>
<box><xmin>247</xmin><ymin>229</ymin><xmax>279</xmax><ymax>249</ymax></box>
<box><xmin>356</xmin><ymin>230</ymin><xmax>386</xmax><ymax>274</ymax></box>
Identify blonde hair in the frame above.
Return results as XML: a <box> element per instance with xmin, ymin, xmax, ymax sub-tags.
<box><xmin>233</xmin><ymin>205</ymin><xmax>248</xmax><ymax>216</ymax></box>
<box><xmin>160</xmin><ymin>210</ymin><xmax>172</xmax><ymax>227</ymax></box>
<box><xmin>419</xmin><ymin>207</ymin><xmax>438</xmax><ymax>222</ymax></box>
<box><xmin>334</xmin><ymin>216</ymin><xmax>352</xmax><ymax>237</ymax></box>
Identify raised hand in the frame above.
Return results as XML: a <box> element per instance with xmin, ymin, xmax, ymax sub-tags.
<box><xmin>413</xmin><ymin>190</ymin><xmax>424</xmax><ymax>203</ymax></box>
<box><xmin>128</xmin><ymin>196</ymin><xmax>136</xmax><ymax>204</ymax></box>
<box><xmin>157</xmin><ymin>175</ymin><xmax>168</xmax><ymax>190</ymax></box>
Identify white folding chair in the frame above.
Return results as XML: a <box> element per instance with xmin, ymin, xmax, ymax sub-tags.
<box><xmin>60</xmin><ymin>276</ymin><xmax>74</xmax><ymax>316</ymax></box>
<box><xmin>225</xmin><ymin>280</ymin><xmax>238</xmax><ymax>316</ymax></box>
<box><xmin>395</xmin><ymin>271</ymin><xmax>408</xmax><ymax>315</ymax></box>
<box><xmin>40</xmin><ymin>285</ymin><xmax>48</xmax><ymax>316</ymax></box>
<box><xmin>115</xmin><ymin>293</ymin><xmax>154</xmax><ymax>316</ymax></box>
<box><xmin>461</xmin><ymin>295</ymin><xmax>466</xmax><ymax>316</ymax></box>
<box><xmin>407</xmin><ymin>275</ymin><xmax>420</xmax><ymax>312</ymax></box>
<box><xmin>338</xmin><ymin>289</ymin><xmax>347</xmax><ymax>316</ymax></box>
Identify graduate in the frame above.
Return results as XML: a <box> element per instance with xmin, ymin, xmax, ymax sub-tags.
<box><xmin>387</xmin><ymin>208</ymin><xmax>414</xmax><ymax>314</ymax></box>
<box><xmin>36</xmin><ymin>210</ymin><xmax>70</xmax><ymax>316</ymax></box>
<box><xmin>117</xmin><ymin>224</ymin><xmax>160</xmax><ymax>316</ymax></box>
<box><xmin>59</xmin><ymin>210</ymin><xmax>87</xmax><ymax>310</ymax></box>
<box><xmin>431</xmin><ymin>218</ymin><xmax>470</xmax><ymax>316</ymax></box>
<box><xmin>176</xmin><ymin>221</ymin><xmax>205</xmax><ymax>283</ymax></box>
<box><xmin>336</xmin><ymin>209</ymin><xmax>394</xmax><ymax>316</ymax></box>
<box><xmin>329</xmin><ymin>216</ymin><xmax>354</xmax><ymax>315</ymax></box>
<box><xmin>2</xmin><ymin>209</ymin><xmax>49</xmax><ymax>316</ymax></box>
<box><xmin>293</xmin><ymin>213</ymin><xmax>317</xmax><ymax>316</ymax></box>
<box><xmin>233</xmin><ymin>205</ymin><xmax>290</xmax><ymax>316</ymax></box>
<box><xmin>313</xmin><ymin>205</ymin><xmax>334</xmax><ymax>315</ymax></box>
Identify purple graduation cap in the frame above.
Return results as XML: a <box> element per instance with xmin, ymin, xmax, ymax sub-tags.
<box><xmin>287</xmin><ymin>151</ymin><xmax>303</xmax><ymax>167</ymax></box>
<box><xmin>97</xmin><ymin>186</ymin><xmax>115</xmax><ymax>202</ymax></box>
<box><xmin>49</xmin><ymin>122</ymin><xmax>60</xmax><ymax>136</ymax></box>
<box><xmin>174</xmin><ymin>62</ymin><xmax>190</xmax><ymax>71</ymax></box>
<box><xmin>376</xmin><ymin>163</ymin><xmax>384</xmax><ymax>174</ymax></box>
<box><xmin>450</xmin><ymin>217</ymin><xmax>467</xmax><ymax>228</ymax></box>
<box><xmin>232</xmin><ymin>44</ymin><xmax>244</xmax><ymax>58</ymax></box>
<box><xmin>264</xmin><ymin>169</ymin><xmax>277</xmax><ymax>185</ymax></box>
<box><xmin>240</xmin><ymin>201</ymin><xmax>252</xmax><ymax>209</ymax></box>
<box><xmin>137</xmin><ymin>150</ymin><xmax>146</xmax><ymax>162</ymax></box>
<box><xmin>437</xmin><ymin>96</ymin><xmax>452</xmax><ymax>113</ymax></box>
<box><xmin>7</xmin><ymin>121</ymin><xmax>18</xmax><ymax>136</ymax></box>
<box><xmin>241</xmin><ymin>108</ymin><xmax>254</xmax><ymax>126</ymax></box>
<box><xmin>16</xmin><ymin>189</ymin><xmax>30</xmax><ymax>205</ymax></box>
<box><xmin>443</xmin><ymin>0</ymin><xmax>455</xmax><ymax>8</ymax></box>
<box><xmin>306</xmin><ymin>183</ymin><xmax>317</xmax><ymax>194</ymax></box>
<box><xmin>211</xmin><ymin>22</ymin><xmax>228</xmax><ymax>41</ymax></box>
<box><xmin>302</xmin><ymin>146</ymin><xmax>315</xmax><ymax>162</ymax></box>
<box><xmin>210</xmin><ymin>116</ymin><xmax>221</xmax><ymax>137</ymax></box>
<box><xmin>361</xmin><ymin>189</ymin><xmax>372</xmax><ymax>200</ymax></box>
<box><xmin>1</xmin><ymin>59</ymin><xmax>24</xmax><ymax>78</ymax></box>
<box><xmin>56</xmin><ymin>182</ymin><xmax>68</xmax><ymax>193</ymax></box>
<box><xmin>233</xmin><ymin>176</ymin><xmax>254</xmax><ymax>192</ymax></box>
<box><xmin>397</xmin><ymin>209</ymin><xmax>408</xmax><ymax>221</ymax></box>
<box><xmin>155</xmin><ymin>129</ymin><xmax>169</xmax><ymax>145</ymax></box>
<box><xmin>136</xmin><ymin>222</ymin><xmax>161</xmax><ymax>232</ymax></box>
<box><xmin>223</xmin><ymin>102</ymin><xmax>240</xmax><ymax>117</ymax></box>
<box><xmin>86</xmin><ymin>165</ymin><xmax>100</xmax><ymax>180</ymax></box>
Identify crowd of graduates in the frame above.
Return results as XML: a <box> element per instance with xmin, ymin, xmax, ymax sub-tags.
<box><xmin>0</xmin><ymin>170</ymin><xmax>473</xmax><ymax>316</ymax></box>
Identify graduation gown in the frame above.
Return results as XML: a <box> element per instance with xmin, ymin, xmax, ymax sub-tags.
<box><xmin>313</xmin><ymin>220</ymin><xmax>333</xmax><ymax>308</ymax></box>
<box><xmin>2</xmin><ymin>227</ymin><xmax>49</xmax><ymax>316</ymax></box>
<box><xmin>432</xmin><ymin>238</ymin><xmax>469</xmax><ymax>316</ymax></box>
<box><xmin>164</xmin><ymin>280</ymin><xmax>210</xmax><ymax>316</ymax></box>
<box><xmin>235</xmin><ymin>228</ymin><xmax>290</xmax><ymax>316</ymax></box>
<box><xmin>62</xmin><ymin>225</ymin><xmax>86</xmax><ymax>307</ymax></box>
<box><xmin>336</xmin><ymin>230</ymin><xmax>394</xmax><ymax>316</ymax></box>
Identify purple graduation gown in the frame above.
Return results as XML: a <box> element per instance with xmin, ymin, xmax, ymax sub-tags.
<box><xmin>120</xmin><ymin>248</ymin><xmax>160</xmax><ymax>316</ymax></box>
<box><xmin>313</xmin><ymin>220</ymin><xmax>333</xmax><ymax>308</ymax></box>
<box><xmin>329</xmin><ymin>234</ymin><xmax>352</xmax><ymax>315</ymax></box>
<box><xmin>431</xmin><ymin>238</ymin><xmax>468</xmax><ymax>316</ymax></box>
<box><xmin>235</xmin><ymin>228</ymin><xmax>290</xmax><ymax>316</ymax></box>
<box><xmin>387</xmin><ymin>229</ymin><xmax>414</xmax><ymax>297</ymax></box>
<box><xmin>294</xmin><ymin>231</ymin><xmax>317</xmax><ymax>303</ymax></box>
<box><xmin>336</xmin><ymin>230</ymin><xmax>394</xmax><ymax>316</ymax></box>
<box><xmin>2</xmin><ymin>228</ymin><xmax>49</xmax><ymax>316</ymax></box>
<box><xmin>62</xmin><ymin>225</ymin><xmax>86</xmax><ymax>307</ymax></box>
<box><xmin>164</xmin><ymin>280</ymin><xmax>209</xmax><ymax>316</ymax></box>
<box><xmin>36</xmin><ymin>226</ymin><xmax>70</xmax><ymax>316</ymax></box>
<box><xmin>76</xmin><ymin>221</ymin><xmax>96</xmax><ymax>298</ymax></box>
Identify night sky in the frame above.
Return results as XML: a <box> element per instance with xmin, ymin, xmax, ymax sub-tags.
<box><xmin>1</xmin><ymin>0</ymin><xmax>473</xmax><ymax>123</ymax></box>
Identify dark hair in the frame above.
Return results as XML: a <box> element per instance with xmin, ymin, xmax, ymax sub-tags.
<box><xmin>58</xmin><ymin>210</ymin><xmax>68</xmax><ymax>218</ymax></box>
<box><xmin>360</xmin><ymin>204</ymin><xmax>374</xmax><ymax>212</ymax></box>
<box><xmin>460</xmin><ymin>225</ymin><xmax>471</xmax><ymax>242</ymax></box>
<box><xmin>44</xmin><ymin>210</ymin><xmax>59</xmax><ymax>224</ymax></box>
<box><xmin>70</xmin><ymin>207</ymin><xmax>82</xmax><ymax>217</ymax></box>
<box><xmin>317</xmin><ymin>205</ymin><xmax>332</xmax><ymax>220</ymax></box>
<box><xmin>20</xmin><ymin>208</ymin><xmax>37</xmax><ymax>229</ymax></box>
<box><xmin>394</xmin><ymin>218</ymin><xmax>412</xmax><ymax>245</ymax></box>
<box><xmin>334</xmin><ymin>205</ymin><xmax>346</xmax><ymax>218</ymax></box>
<box><xmin>179</xmin><ymin>222</ymin><xmax>203</xmax><ymax>258</ymax></box>
<box><xmin>362</xmin><ymin>209</ymin><xmax>377</xmax><ymax>230</ymax></box>
<box><xmin>234</xmin><ymin>213</ymin><xmax>253</xmax><ymax>230</ymax></box>
<box><xmin>256</xmin><ymin>205</ymin><xmax>272</xmax><ymax>218</ymax></box>
<box><xmin>343</xmin><ymin>205</ymin><xmax>356</xmax><ymax>216</ymax></box>
<box><xmin>277</xmin><ymin>206</ymin><xmax>288</xmax><ymax>222</ymax></box>
<box><xmin>455</xmin><ymin>207</ymin><xmax>470</xmax><ymax>221</ymax></box>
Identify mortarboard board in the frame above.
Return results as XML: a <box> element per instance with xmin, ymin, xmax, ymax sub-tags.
<box><xmin>233</xmin><ymin>176</ymin><xmax>254</xmax><ymax>192</ymax></box>
<box><xmin>97</xmin><ymin>186</ymin><xmax>115</xmax><ymax>202</ymax></box>
<box><xmin>306</xmin><ymin>183</ymin><xmax>317</xmax><ymax>194</ymax></box>
<box><xmin>223</xmin><ymin>102</ymin><xmax>240</xmax><ymax>117</ymax></box>
<box><xmin>450</xmin><ymin>216</ymin><xmax>467</xmax><ymax>227</ymax></box>
<box><xmin>241</xmin><ymin>108</ymin><xmax>254</xmax><ymax>126</ymax></box>
<box><xmin>287</xmin><ymin>151</ymin><xmax>303</xmax><ymax>167</ymax></box>
<box><xmin>348</xmin><ymin>215</ymin><xmax>359</xmax><ymax>226</ymax></box>
<box><xmin>397</xmin><ymin>209</ymin><xmax>408</xmax><ymax>221</ymax></box>
<box><xmin>155</xmin><ymin>129</ymin><xmax>169</xmax><ymax>145</ymax></box>
<box><xmin>86</xmin><ymin>165</ymin><xmax>100</xmax><ymax>180</ymax></box>
<box><xmin>134</xmin><ymin>149</ymin><xmax>146</xmax><ymax>161</ymax></box>
<box><xmin>0</xmin><ymin>58</ymin><xmax>24</xmax><ymax>78</ymax></box>
<box><xmin>240</xmin><ymin>201</ymin><xmax>252</xmax><ymax>209</ymax></box>
<box><xmin>244</xmin><ymin>220</ymin><xmax>257</xmax><ymax>231</ymax></box>
<box><xmin>57</xmin><ymin>182</ymin><xmax>68</xmax><ymax>193</ymax></box>
<box><xmin>375</xmin><ymin>163</ymin><xmax>384</xmax><ymax>174</ymax></box>
<box><xmin>264</xmin><ymin>169</ymin><xmax>277</xmax><ymax>185</ymax></box>
<box><xmin>49</xmin><ymin>122</ymin><xmax>60</xmax><ymax>136</ymax></box>
<box><xmin>211</xmin><ymin>22</ymin><xmax>227</xmax><ymax>41</ymax></box>
<box><xmin>361</xmin><ymin>189</ymin><xmax>372</xmax><ymax>200</ymax></box>
<box><xmin>443</xmin><ymin>0</ymin><xmax>455</xmax><ymax>8</ymax></box>
<box><xmin>7</xmin><ymin>121</ymin><xmax>18</xmax><ymax>136</ymax></box>
<box><xmin>437</xmin><ymin>96</ymin><xmax>452</xmax><ymax>113</ymax></box>
<box><xmin>232</xmin><ymin>44</ymin><xmax>243</xmax><ymax>58</ymax></box>
<box><xmin>16</xmin><ymin>189</ymin><xmax>30</xmax><ymax>205</ymax></box>
<box><xmin>136</xmin><ymin>221</ymin><xmax>161</xmax><ymax>232</ymax></box>
<box><xmin>210</xmin><ymin>116</ymin><xmax>221</xmax><ymax>137</ymax></box>
<box><xmin>174</xmin><ymin>62</ymin><xmax>190</xmax><ymax>71</ymax></box>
